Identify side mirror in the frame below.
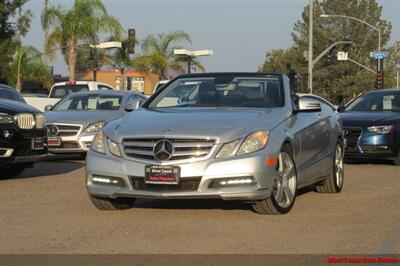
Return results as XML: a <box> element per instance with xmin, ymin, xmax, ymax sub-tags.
<box><xmin>298</xmin><ymin>98</ymin><xmax>321</xmax><ymax>112</ymax></box>
<box><xmin>44</xmin><ymin>105</ymin><xmax>53</xmax><ymax>112</ymax></box>
<box><xmin>125</xmin><ymin>100</ymin><xmax>141</xmax><ymax>112</ymax></box>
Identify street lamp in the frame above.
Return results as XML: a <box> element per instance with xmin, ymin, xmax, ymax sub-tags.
<box><xmin>90</xmin><ymin>41</ymin><xmax>122</xmax><ymax>81</ymax></box>
<box><xmin>320</xmin><ymin>14</ymin><xmax>381</xmax><ymax>70</ymax></box>
<box><xmin>173</xmin><ymin>49</ymin><xmax>214</xmax><ymax>73</ymax></box>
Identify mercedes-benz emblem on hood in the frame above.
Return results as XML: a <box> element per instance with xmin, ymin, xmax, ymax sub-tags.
<box><xmin>153</xmin><ymin>140</ymin><xmax>174</xmax><ymax>161</ymax></box>
<box><xmin>47</xmin><ymin>125</ymin><xmax>59</xmax><ymax>137</ymax></box>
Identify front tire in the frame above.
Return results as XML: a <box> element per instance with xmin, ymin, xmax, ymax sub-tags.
<box><xmin>0</xmin><ymin>165</ymin><xmax>26</xmax><ymax>179</ymax></box>
<box><xmin>316</xmin><ymin>139</ymin><xmax>344</xmax><ymax>193</ymax></box>
<box><xmin>89</xmin><ymin>195</ymin><xmax>136</xmax><ymax>210</ymax></box>
<box><xmin>252</xmin><ymin>146</ymin><xmax>297</xmax><ymax>215</ymax></box>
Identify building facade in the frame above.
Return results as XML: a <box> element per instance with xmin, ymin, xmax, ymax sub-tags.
<box><xmin>76</xmin><ymin>70</ymin><xmax>159</xmax><ymax>95</ymax></box>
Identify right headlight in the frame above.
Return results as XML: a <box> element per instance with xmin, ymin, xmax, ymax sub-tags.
<box><xmin>0</xmin><ymin>113</ymin><xmax>14</xmax><ymax>124</ymax></box>
<box><xmin>237</xmin><ymin>131</ymin><xmax>269</xmax><ymax>155</ymax></box>
<box><xmin>91</xmin><ymin>130</ymin><xmax>106</xmax><ymax>154</ymax></box>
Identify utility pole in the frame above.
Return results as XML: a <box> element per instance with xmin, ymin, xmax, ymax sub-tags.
<box><xmin>308</xmin><ymin>0</ymin><xmax>313</xmax><ymax>94</ymax></box>
<box><xmin>396</xmin><ymin>41</ymin><xmax>399</xmax><ymax>89</ymax></box>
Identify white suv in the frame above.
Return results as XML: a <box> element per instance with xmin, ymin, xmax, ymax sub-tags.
<box><xmin>24</xmin><ymin>81</ymin><xmax>115</xmax><ymax>111</ymax></box>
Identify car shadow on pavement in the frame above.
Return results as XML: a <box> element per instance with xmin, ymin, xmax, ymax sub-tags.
<box><xmin>344</xmin><ymin>159</ymin><xmax>395</xmax><ymax>166</ymax></box>
<box><xmin>4</xmin><ymin>160</ymin><xmax>85</xmax><ymax>180</ymax></box>
<box><xmin>133</xmin><ymin>198</ymin><xmax>251</xmax><ymax>212</ymax></box>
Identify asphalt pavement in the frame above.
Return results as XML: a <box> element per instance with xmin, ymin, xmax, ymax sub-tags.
<box><xmin>0</xmin><ymin>159</ymin><xmax>399</xmax><ymax>254</ymax></box>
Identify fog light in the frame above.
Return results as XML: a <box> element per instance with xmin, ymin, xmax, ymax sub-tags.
<box><xmin>91</xmin><ymin>175</ymin><xmax>125</xmax><ymax>187</ymax></box>
<box><xmin>3</xmin><ymin>130</ymin><xmax>13</xmax><ymax>138</ymax></box>
<box><xmin>209</xmin><ymin>177</ymin><xmax>256</xmax><ymax>189</ymax></box>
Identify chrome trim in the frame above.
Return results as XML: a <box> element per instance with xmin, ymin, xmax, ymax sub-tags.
<box><xmin>16</xmin><ymin>113</ymin><xmax>35</xmax><ymax>129</ymax></box>
<box><xmin>0</xmin><ymin>148</ymin><xmax>14</xmax><ymax>158</ymax></box>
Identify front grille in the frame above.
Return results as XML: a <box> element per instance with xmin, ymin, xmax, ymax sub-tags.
<box><xmin>344</xmin><ymin>127</ymin><xmax>362</xmax><ymax>152</ymax></box>
<box><xmin>130</xmin><ymin>176</ymin><xmax>201</xmax><ymax>192</ymax></box>
<box><xmin>47</xmin><ymin>124</ymin><xmax>81</xmax><ymax>137</ymax></box>
<box><xmin>16</xmin><ymin>113</ymin><xmax>35</xmax><ymax>129</ymax></box>
<box><xmin>123</xmin><ymin>138</ymin><xmax>215</xmax><ymax>161</ymax></box>
<box><xmin>35</xmin><ymin>114</ymin><xmax>45</xmax><ymax>129</ymax></box>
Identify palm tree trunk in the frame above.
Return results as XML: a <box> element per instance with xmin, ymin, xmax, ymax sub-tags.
<box><xmin>67</xmin><ymin>38</ymin><xmax>76</xmax><ymax>81</ymax></box>
<box><xmin>16</xmin><ymin>76</ymin><xmax>22</xmax><ymax>92</ymax></box>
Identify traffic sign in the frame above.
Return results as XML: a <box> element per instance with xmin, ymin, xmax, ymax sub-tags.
<box><xmin>370</xmin><ymin>51</ymin><xmax>389</xmax><ymax>59</ymax></box>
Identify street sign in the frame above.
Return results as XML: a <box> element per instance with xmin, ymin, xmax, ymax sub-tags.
<box><xmin>337</xmin><ymin>51</ymin><xmax>348</xmax><ymax>61</ymax></box>
<box><xmin>370</xmin><ymin>51</ymin><xmax>389</xmax><ymax>59</ymax></box>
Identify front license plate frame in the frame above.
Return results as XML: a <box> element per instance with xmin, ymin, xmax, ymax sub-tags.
<box><xmin>31</xmin><ymin>137</ymin><xmax>45</xmax><ymax>150</ymax></box>
<box><xmin>47</xmin><ymin>136</ymin><xmax>62</xmax><ymax>147</ymax></box>
<box><xmin>145</xmin><ymin>165</ymin><xmax>180</xmax><ymax>185</ymax></box>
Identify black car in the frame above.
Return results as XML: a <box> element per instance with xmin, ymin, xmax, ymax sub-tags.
<box><xmin>0</xmin><ymin>84</ymin><xmax>47</xmax><ymax>178</ymax></box>
<box><xmin>339</xmin><ymin>89</ymin><xmax>400</xmax><ymax>165</ymax></box>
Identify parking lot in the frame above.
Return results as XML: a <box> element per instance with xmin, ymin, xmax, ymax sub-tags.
<box><xmin>0</xmin><ymin>159</ymin><xmax>399</xmax><ymax>254</ymax></box>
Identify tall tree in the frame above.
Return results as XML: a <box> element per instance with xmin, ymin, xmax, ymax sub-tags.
<box><xmin>41</xmin><ymin>0</ymin><xmax>121</xmax><ymax>81</ymax></box>
<box><xmin>259</xmin><ymin>0</ymin><xmax>392</xmax><ymax>104</ymax></box>
<box><xmin>135</xmin><ymin>31</ymin><xmax>198</xmax><ymax>79</ymax></box>
<box><xmin>7</xmin><ymin>45</ymin><xmax>52</xmax><ymax>91</ymax></box>
<box><xmin>0</xmin><ymin>0</ymin><xmax>32</xmax><ymax>83</ymax></box>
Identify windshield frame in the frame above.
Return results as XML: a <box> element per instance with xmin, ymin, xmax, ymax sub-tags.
<box><xmin>51</xmin><ymin>93</ymin><xmax>124</xmax><ymax>112</ymax></box>
<box><xmin>143</xmin><ymin>73</ymin><xmax>285</xmax><ymax>109</ymax></box>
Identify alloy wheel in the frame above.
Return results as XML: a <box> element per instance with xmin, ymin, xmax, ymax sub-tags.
<box><xmin>335</xmin><ymin>143</ymin><xmax>344</xmax><ymax>189</ymax></box>
<box><xmin>272</xmin><ymin>151</ymin><xmax>297</xmax><ymax>208</ymax></box>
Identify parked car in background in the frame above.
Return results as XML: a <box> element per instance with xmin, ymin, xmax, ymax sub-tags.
<box><xmin>45</xmin><ymin>90</ymin><xmax>146</xmax><ymax>156</ymax></box>
<box><xmin>86</xmin><ymin>73</ymin><xmax>344</xmax><ymax>214</ymax></box>
<box><xmin>339</xmin><ymin>89</ymin><xmax>400</xmax><ymax>165</ymax></box>
<box><xmin>0</xmin><ymin>84</ymin><xmax>27</xmax><ymax>103</ymax></box>
<box><xmin>0</xmin><ymin>85</ymin><xmax>47</xmax><ymax>178</ymax></box>
<box><xmin>24</xmin><ymin>81</ymin><xmax>115</xmax><ymax>111</ymax></box>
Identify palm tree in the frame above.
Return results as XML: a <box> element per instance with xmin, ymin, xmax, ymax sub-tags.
<box><xmin>41</xmin><ymin>0</ymin><xmax>121</xmax><ymax>81</ymax></box>
<box><xmin>135</xmin><ymin>31</ymin><xmax>203</xmax><ymax>79</ymax></box>
<box><xmin>108</xmin><ymin>33</ymin><xmax>138</xmax><ymax>89</ymax></box>
<box><xmin>8</xmin><ymin>45</ymin><xmax>52</xmax><ymax>92</ymax></box>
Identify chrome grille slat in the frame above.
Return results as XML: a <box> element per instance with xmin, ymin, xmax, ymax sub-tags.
<box><xmin>123</xmin><ymin>138</ymin><xmax>215</xmax><ymax>161</ymax></box>
<box><xmin>16</xmin><ymin>113</ymin><xmax>34</xmax><ymax>129</ymax></box>
<box><xmin>46</xmin><ymin>124</ymin><xmax>81</xmax><ymax>137</ymax></box>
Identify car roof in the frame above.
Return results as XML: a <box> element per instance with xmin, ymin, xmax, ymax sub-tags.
<box><xmin>0</xmin><ymin>84</ymin><xmax>16</xmax><ymax>91</ymax></box>
<box><xmin>65</xmin><ymin>90</ymin><xmax>140</xmax><ymax>97</ymax></box>
<box><xmin>175</xmin><ymin>72</ymin><xmax>284</xmax><ymax>78</ymax></box>
<box><xmin>363</xmin><ymin>89</ymin><xmax>400</xmax><ymax>95</ymax></box>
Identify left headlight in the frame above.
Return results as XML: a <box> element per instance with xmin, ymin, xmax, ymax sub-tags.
<box><xmin>84</xmin><ymin>121</ymin><xmax>106</xmax><ymax>134</ymax></box>
<box><xmin>91</xmin><ymin>130</ymin><xmax>106</xmax><ymax>154</ymax></box>
<box><xmin>107</xmin><ymin>138</ymin><xmax>122</xmax><ymax>157</ymax></box>
<box><xmin>237</xmin><ymin>131</ymin><xmax>269</xmax><ymax>155</ymax></box>
<box><xmin>367</xmin><ymin>125</ymin><xmax>394</xmax><ymax>134</ymax></box>
<box><xmin>0</xmin><ymin>113</ymin><xmax>14</xmax><ymax>124</ymax></box>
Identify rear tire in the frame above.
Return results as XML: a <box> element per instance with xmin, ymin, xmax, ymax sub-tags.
<box><xmin>316</xmin><ymin>139</ymin><xmax>344</xmax><ymax>193</ymax></box>
<box><xmin>89</xmin><ymin>195</ymin><xmax>136</xmax><ymax>210</ymax></box>
<box><xmin>252</xmin><ymin>146</ymin><xmax>297</xmax><ymax>215</ymax></box>
<box><xmin>0</xmin><ymin>165</ymin><xmax>26</xmax><ymax>179</ymax></box>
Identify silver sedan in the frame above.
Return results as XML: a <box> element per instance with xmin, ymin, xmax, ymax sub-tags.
<box><xmin>86</xmin><ymin>73</ymin><xmax>344</xmax><ymax>214</ymax></box>
<box><xmin>45</xmin><ymin>90</ymin><xmax>147</xmax><ymax>155</ymax></box>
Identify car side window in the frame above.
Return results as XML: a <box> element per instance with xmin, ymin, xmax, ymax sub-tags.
<box><xmin>0</xmin><ymin>89</ymin><xmax>12</xmax><ymax>100</ymax></box>
<box><xmin>9</xmin><ymin>90</ymin><xmax>23</xmax><ymax>102</ymax></box>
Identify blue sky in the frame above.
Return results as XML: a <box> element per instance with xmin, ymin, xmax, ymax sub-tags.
<box><xmin>22</xmin><ymin>0</ymin><xmax>400</xmax><ymax>75</ymax></box>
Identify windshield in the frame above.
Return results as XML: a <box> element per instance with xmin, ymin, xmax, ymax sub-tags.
<box><xmin>50</xmin><ymin>84</ymin><xmax>89</xmax><ymax>98</ymax></box>
<box><xmin>345</xmin><ymin>91</ymin><xmax>400</xmax><ymax>112</ymax></box>
<box><xmin>52</xmin><ymin>94</ymin><xmax>123</xmax><ymax>111</ymax></box>
<box><xmin>148</xmin><ymin>75</ymin><xmax>284</xmax><ymax>108</ymax></box>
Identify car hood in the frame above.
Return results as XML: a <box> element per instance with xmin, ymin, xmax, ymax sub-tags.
<box><xmin>340</xmin><ymin>111</ymin><xmax>400</xmax><ymax>127</ymax></box>
<box><xmin>0</xmin><ymin>99</ymin><xmax>40</xmax><ymax>115</ymax></box>
<box><xmin>45</xmin><ymin>110</ymin><xmax>123</xmax><ymax>126</ymax></box>
<box><xmin>105</xmin><ymin>107</ymin><xmax>289</xmax><ymax>143</ymax></box>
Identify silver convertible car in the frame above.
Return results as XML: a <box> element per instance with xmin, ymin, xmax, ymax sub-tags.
<box><xmin>86</xmin><ymin>73</ymin><xmax>344</xmax><ymax>214</ymax></box>
<box><xmin>45</xmin><ymin>90</ymin><xmax>147</xmax><ymax>155</ymax></box>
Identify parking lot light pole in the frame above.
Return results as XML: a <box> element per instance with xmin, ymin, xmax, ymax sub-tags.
<box><xmin>90</xmin><ymin>41</ymin><xmax>122</xmax><ymax>81</ymax></box>
<box><xmin>173</xmin><ymin>49</ymin><xmax>214</xmax><ymax>73</ymax></box>
<box><xmin>308</xmin><ymin>0</ymin><xmax>313</xmax><ymax>94</ymax></box>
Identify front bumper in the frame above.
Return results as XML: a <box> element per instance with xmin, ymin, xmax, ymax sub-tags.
<box><xmin>48</xmin><ymin>134</ymin><xmax>95</xmax><ymax>154</ymax></box>
<box><xmin>344</xmin><ymin>127</ymin><xmax>399</xmax><ymax>160</ymax></box>
<box><xmin>86</xmin><ymin>149</ymin><xmax>277</xmax><ymax>201</ymax></box>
